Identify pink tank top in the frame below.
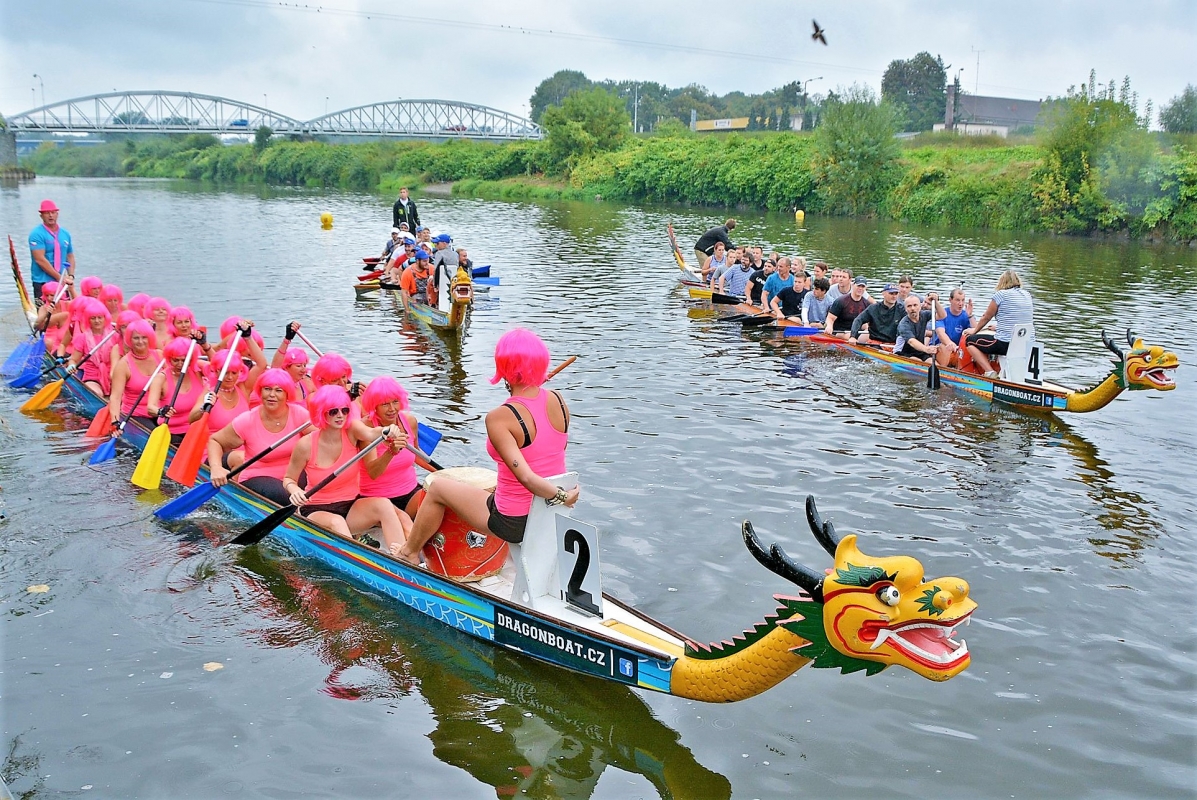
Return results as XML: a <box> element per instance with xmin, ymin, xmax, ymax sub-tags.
<box><xmin>121</xmin><ymin>352</ymin><xmax>161</xmax><ymax>417</ymax></box>
<box><xmin>305</xmin><ymin>427</ymin><xmax>359</xmax><ymax>504</ymax></box>
<box><xmin>163</xmin><ymin>371</ymin><xmax>205</xmax><ymax>434</ymax></box>
<box><xmin>486</xmin><ymin>390</ymin><xmax>568</xmax><ymax>516</ymax></box>
<box><xmin>359</xmin><ymin>413</ymin><xmax>417</xmax><ymax>499</ymax></box>
<box><xmin>73</xmin><ymin>327</ymin><xmax>117</xmax><ymax>395</ymax></box>
<box><xmin>209</xmin><ymin>388</ymin><xmax>249</xmax><ymax>432</ymax></box>
<box><xmin>231</xmin><ymin>403</ymin><xmax>311</xmax><ymax>482</ymax></box>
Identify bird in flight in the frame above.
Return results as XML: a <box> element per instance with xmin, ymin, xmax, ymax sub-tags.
<box><xmin>811</xmin><ymin>19</ymin><xmax>827</xmax><ymax>45</ymax></box>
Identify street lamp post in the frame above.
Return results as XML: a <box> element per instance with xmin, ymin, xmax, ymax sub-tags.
<box><xmin>33</xmin><ymin>73</ymin><xmax>45</xmax><ymax>124</ymax></box>
<box><xmin>801</xmin><ymin>77</ymin><xmax>822</xmax><ymax>130</ymax></box>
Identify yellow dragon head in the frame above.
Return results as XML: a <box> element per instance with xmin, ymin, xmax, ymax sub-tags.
<box><xmin>744</xmin><ymin>497</ymin><xmax>975</xmax><ymax>681</ymax></box>
<box><xmin>450</xmin><ymin>265</ymin><xmax>474</xmax><ymax>307</ymax></box>
<box><xmin>1102</xmin><ymin>330</ymin><xmax>1178</xmax><ymax>392</ymax></box>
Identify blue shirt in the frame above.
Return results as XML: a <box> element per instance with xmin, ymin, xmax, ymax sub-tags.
<box><xmin>935</xmin><ymin>308</ymin><xmax>971</xmax><ymax>347</ymax></box>
<box><xmin>763</xmin><ymin>272</ymin><xmax>795</xmax><ymax>300</ymax></box>
<box><xmin>28</xmin><ymin>224</ymin><xmax>74</xmax><ymax>283</ymax></box>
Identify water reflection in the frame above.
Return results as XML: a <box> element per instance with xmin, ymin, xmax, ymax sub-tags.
<box><xmin>225</xmin><ymin>546</ymin><xmax>730</xmax><ymax>799</ymax></box>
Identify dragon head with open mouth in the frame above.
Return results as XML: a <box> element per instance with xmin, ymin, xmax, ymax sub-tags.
<box><xmin>743</xmin><ymin>496</ymin><xmax>976</xmax><ymax>681</ymax></box>
<box><xmin>1103</xmin><ymin>329</ymin><xmax>1178</xmax><ymax>392</ymax></box>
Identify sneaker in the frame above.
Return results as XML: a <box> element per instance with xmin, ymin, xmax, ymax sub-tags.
<box><xmin>983</xmin><ymin>370</ymin><xmax>999</xmax><ymax>378</ymax></box>
<box><xmin>356</xmin><ymin>534</ymin><xmax>380</xmax><ymax>549</ymax></box>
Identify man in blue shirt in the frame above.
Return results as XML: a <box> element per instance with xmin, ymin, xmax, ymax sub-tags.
<box><xmin>28</xmin><ymin>199</ymin><xmax>76</xmax><ymax>304</ymax></box>
<box><xmin>761</xmin><ymin>257</ymin><xmax>795</xmax><ymax>312</ymax></box>
<box><xmin>932</xmin><ymin>288</ymin><xmax>974</xmax><ymax>367</ymax></box>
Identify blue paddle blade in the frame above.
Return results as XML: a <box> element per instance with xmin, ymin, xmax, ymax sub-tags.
<box><xmin>8</xmin><ymin>367</ymin><xmax>42</xmax><ymax>389</ymax></box>
<box><xmin>154</xmin><ymin>481</ymin><xmax>221</xmax><ymax>520</ymax></box>
<box><xmin>471</xmin><ymin>265</ymin><xmax>490</xmax><ymax>278</ymax></box>
<box><xmin>417</xmin><ymin>422</ymin><xmax>442</xmax><ymax>455</ymax></box>
<box><xmin>783</xmin><ymin>326</ymin><xmax>822</xmax><ymax>337</ymax></box>
<box><xmin>1</xmin><ymin>335</ymin><xmax>38</xmax><ymax>377</ymax></box>
<box><xmin>89</xmin><ymin>438</ymin><xmax>118</xmax><ymax>464</ymax></box>
<box><xmin>473</xmin><ymin>276</ymin><xmax>500</xmax><ymax>286</ymax></box>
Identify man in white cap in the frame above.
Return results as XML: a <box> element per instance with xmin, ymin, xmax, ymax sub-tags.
<box><xmin>379</xmin><ymin>227</ymin><xmax>403</xmax><ymax>261</ymax></box>
<box><xmin>29</xmin><ymin>199</ymin><xmax>76</xmax><ymax>304</ymax></box>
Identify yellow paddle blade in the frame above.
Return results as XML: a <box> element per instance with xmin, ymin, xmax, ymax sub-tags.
<box><xmin>19</xmin><ymin>378</ymin><xmax>64</xmax><ymax>412</ymax></box>
<box><xmin>131</xmin><ymin>423</ymin><xmax>171</xmax><ymax>490</ymax></box>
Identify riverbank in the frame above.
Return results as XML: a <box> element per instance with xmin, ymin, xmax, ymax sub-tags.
<box><xmin>21</xmin><ymin>132</ymin><xmax>1197</xmax><ymax>242</ymax></box>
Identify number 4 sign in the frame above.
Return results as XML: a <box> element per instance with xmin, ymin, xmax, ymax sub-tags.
<box><xmin>555</xmin><ymin>516</ymin><xmax>603</xmax><ymax>617</ymax></box>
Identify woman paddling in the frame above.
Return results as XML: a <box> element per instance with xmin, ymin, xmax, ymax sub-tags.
<box><xmin>206</xmin><ymin>369</ymin><xmax>310</xmax><ymax>505</ymax></box>
<box><xmin>107</xmin><ymin>319</ymin><xmax>162</xmax><ymax>430</ymax></box>
<box><xmin>192</xmin><ymin>348</ymin><xmax>251</xmax><ymax>433</ymax></box>
<box><xmin>100</xmin><ymin>284</ymin><xmax>125</xmax><ymax>318</ymax></box>
<box><xmin>146</xmin><ymin>337</ymin><xmax>206</xmax><ymax>445</ymax></box>
<box><xmin>145</xmin><ymin>297</ymin><xmax>173</xmax><ymax>349</ymax></box>
<box><xmin>358</xmin><ymin>377</ymin><xmax>422</xmax><ymax>517</ymax></box>
<box><xmin>396</xmin><ymin>329</ymin><xmax>579</xmax><ymax>565</ymax></box>
<box><xmin>67</xmin><ymin>298</ymin><xmax>117</xmax><ymax>397</ymax></box>
<box><xmin>271</xmin><ymin>322</ymin><xmax>316</xmax><ymax>398</ymax></box>
<box><xmin>281</xmin><ymin>385</ymin><xmax>409</xmax><ymax>554</ymax></box>
<box><xmin>964</xmin><ymin>269</ymin><xmax>1035</xmax><ymax>378</ymax></box>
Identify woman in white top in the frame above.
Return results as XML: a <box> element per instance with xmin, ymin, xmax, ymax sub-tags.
<box><xmin>963</xmin><ymin>269</ymin><xmax>1035</xmax><ymax>377</ymax></box>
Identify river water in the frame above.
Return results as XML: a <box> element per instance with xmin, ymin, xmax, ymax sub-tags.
<box><xmin>1</xmin><ymin>177</ymin><xmax>1194</xmax><ymax>799</ymax></box>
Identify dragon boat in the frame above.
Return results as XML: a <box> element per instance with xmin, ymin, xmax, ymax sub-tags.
<box><xmin>27</xmin><ymin>371</ymin><xmax>976</xmax><ymax>701</ymax></box>
<box><xmin>400</xmin><ymin>263</ymin><xmax>474</xmax><ymax>333</ymax></box>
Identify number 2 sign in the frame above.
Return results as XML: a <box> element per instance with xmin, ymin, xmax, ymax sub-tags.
<box><xmin>555</xmin><ymin>515</ymin><xmax>603</xmax><ymax>617</ymax></box>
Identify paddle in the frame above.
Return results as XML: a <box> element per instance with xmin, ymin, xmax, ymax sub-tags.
<box><xmin>294</xmin><ymin>330</ymin><xmax>324</xmax><ymax>357</ymax></box>
<box><xmin>782</xmin><ymin>326</ymin><xmax>825</xmax><ymax>337</ymax></box>
<box><xmin>154</xmin><ymin>422</ymin><xmax>313</xmax><ymax>520</ymax></box>
<box><xmin>6</xmin><ymin>280</ymin><xmax>68</xmax><ymax>387</ymax></box>
<box><xmin>471</xmin><ymin>265</ymin><xmax>490</xmax><ymax>279</ymax></box>
<box><xmin>90</xmin><ymin>359</ymin><xmax>167</xmax><ymax>464</ymax></box>
<box><xmin>3</xmin><ymin>237</ymin><xmax>42</xmax><ymax>378</ymax></box>
<box><xmin>166</xmin><ymin>343</ymin><xmax>241</xmax><ymax>486</ymax></box>
<box><xmin>85</xmin><ymin>405</ymin><xmax>112</xmax><ymax>437</ymax></box>
<box><xmin>19</xmin><ymin>330</ymin><xmax>116</xmax><ymax>411</ymax></box>
<box><xmin>741</xmin><ymin>315</ymin><xmax>778</xmax><ymax>328</ymax></box>
<box><xmin>709</xmin><ymin>292</ymin><xmax>745</xmax><ymax>305</ymax></box>
<box><xmin>926</xmin><ymin>298</ymin><xmax>941</xmax><ymax>390</ymax></box>
<box><xmin>229</xmin><ymin>429</ymin><xmax>392</xmax><ymax>546</ymax></box>
<box><xmin>131</xmin><ymin>340</ymin><xmax>198</xmax><ymax>490</ymax></box>
<box><xmin>473</xmin><ymin>276</ymin><xmax>500</xmax><ymax>286</ymax></box>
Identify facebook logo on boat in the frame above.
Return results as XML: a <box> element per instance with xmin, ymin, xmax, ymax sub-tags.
<box><xmin>619</xmin><ymin>657</ymin><xmax>635</xmax><ymax>678</ymax></box>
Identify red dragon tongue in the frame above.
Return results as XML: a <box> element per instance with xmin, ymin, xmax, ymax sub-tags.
<box><xmin>900</xmin><ymin>625</ymin><xmax>957</xmax><ymax>657</ymax></box>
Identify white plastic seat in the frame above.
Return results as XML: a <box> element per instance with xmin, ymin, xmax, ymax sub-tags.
<box><xmin>999</xmin><ymin>323</ymin><xmax>1035</xmax><ymax>382</ymax></box>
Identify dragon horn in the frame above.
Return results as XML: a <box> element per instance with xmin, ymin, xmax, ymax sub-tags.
<box><xmin>1101</xmin><ymin>329</ymin><xmax>1124</xmax><ymax>359</ymax></box>
<box><xmin>742</xmin><ymin>521</ymin><xmax>825</xmax><ymax>601</ymax></box>
<box><xmin>805</xmin><ymin>495</ymin><xmax>843</xmax><ymax>557</ymax></box>
<box><xmin>1126</xmin><ymin>328</ymin><xmax>1138</xmax><ymax>347</ymax></box>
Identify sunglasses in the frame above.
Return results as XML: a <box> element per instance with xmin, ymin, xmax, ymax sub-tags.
<box><xmin>326</xmin><ymin>407</ymin><xmax>351</xmax><ymax>418</ymax></box>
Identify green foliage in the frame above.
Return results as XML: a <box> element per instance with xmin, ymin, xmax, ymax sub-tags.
<box><xmin>253</xmin><ymin>126</ymin><xmax>274</xmax><ymax>151</ymax></box>
<box><xmin>541</xmin><ymin>87</ymin><xmax>629</xmax><ymax>172</ymax></box>
<box><xmin>1142</xmin><ymin>147</ymin><xmax>1197</xmax><ymax>240</ymax></box>
<box><xmin>813</xmin><ymin>85</ymin><xmax>903</xmax><ymax>215</ymax></box>
<box><xmin>882</xmin><ymin>52</ymin><xmax>947</xmax><ymax>132</ymax></box>
<box><xmin>1159</xmin><ymin>85</ymin><xmax>1197</xmax><ymax>134</ymax></box>
<box><xmin>529</xmin><ymin>69</ymin><xmax>593</xmax><ymax>123</ymax></box>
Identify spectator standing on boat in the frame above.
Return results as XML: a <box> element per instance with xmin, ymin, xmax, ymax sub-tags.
<box><xmin>694</xmin><ymin>219</ymin><xmax>736</xmax><ymax>272</ymax></box>
<box><xmin>850</xmin><ymin>283</ymin><xmax>904</xmax><ymax>345</ymax></box>
<box><xmin>894</xmin><ymin>296</ymin><xmax>937</xmax><ymax>362</ymax></box>
<box><xmin>702</xmin><ymin>241</ymin><xmax>728</xmax><ymax>284</ymax></box>
<box><xmin>719</xmin><ymin>256</ymin><xmax>755</xmax><ymax>301</ymax></box>
<box><xmin>770</xmin><ymin>270</ymin><xmax>809</xmax><ymax>320</ymax></box>
<box><xmin>207</xmin><ymin>369</ymin><xmax>311</xmax><ymax>505</ymax></box>
<box><xmin>825</xmin><ymin>277</ymin><xmax>871</xmax><ymax>339</ymax></box>
<box><xmin>29</xmin><ymin>200</ymin><xmax>76</xmax><ymax>305</ymax></box>
<box><xmin>392</xmin><ymin>187</ymin><xmax>420</xmax><ymax>231</ymax></box>
<box><xmin>932</xmin><ymin>288</ymin><xmax>974</xmax><ymax>367</ymax></box>
<box><xmin>761</xmin><ymin>257</ymin><xmax>796</xmax><ymax>312</ymax></box>
<box><xmin>396</xmin><ymin>328</ymin><xmax>578</xmax><ymax>565</ymax></box>
<box><xmin>802</xmin><ymin>278</ymin><xmax>833</xmax><ymax>326</ymax></box>
<box><xmin>964</xmin><ymin>269</ymin><xmax>1035</xmax><ymax>378</ymax></box>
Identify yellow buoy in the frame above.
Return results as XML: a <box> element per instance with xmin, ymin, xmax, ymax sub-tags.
<box><xmin>794</xmin><ymin>209</ymin><xmax>805</xmax><ymax>224</ymax></box>
<box><xmin>320</xmin><ymin>212</ymin><xmax>334</xmax><ymax>229</ymax></box>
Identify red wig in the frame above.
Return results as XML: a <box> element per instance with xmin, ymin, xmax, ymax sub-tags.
<box><xmin>100</xmin><ymin>284</ymin><xmax>124</xmax><ymax>305</ymax></box>
<box><xmin>76</xmin><ymin>297</ymin><xmax>111</xmax><ymax>328</ymax></box>
<box><xmin>145</xmin><ymin>296</ymin><xmax>172</xmax><ymax>320</ymax></box>
<box><xmin>490</xmin><ymin>328</ymin><xmax>550</xmax><ymax>387</ymax></box>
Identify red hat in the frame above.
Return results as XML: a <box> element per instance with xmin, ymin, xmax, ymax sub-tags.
<box><xmin>39</xmin><ymin>200</ymin><xmax>59</xmax><ymax>213</ymax></box>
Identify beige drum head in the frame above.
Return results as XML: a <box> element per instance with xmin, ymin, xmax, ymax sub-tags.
<box><xmin>425</xmin><ymin>466</ymin><xmax>497</xmax><ymax>492</ymax></box>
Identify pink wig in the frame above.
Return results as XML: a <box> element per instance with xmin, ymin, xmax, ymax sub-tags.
<box><xmin>311</xmin><ymin>353</ymin><xmax>352</xmax><ymax>387</ymax></box>
<box><xmin>169</xmin><ymin>305</ymin><xmax>197</xmax><ymax>335</ymax></box>
<box><xmin>123</xmin><ymin>319</ymin><xmax>156</xmax><ymax>350</ymax></box>
<box><xmin>79</xmin><ymin>276</ymin><xmax>103</xmax><ymax>297</ymax></box>
<box><xmin>145</xmin><ymin>296</ymin><xmax>172</xmax><ymax>320</ymax></box>
<box><xmin>163</xmin><ymin>337</ymin><xmax>203</xmax><ymax>375</ymax></box>
<box><xmin>116</xmin><ymin>310</ymin><xmax>141</xmax><ymax>331</ymax></box>
<box><xmin>219</xmin><ymin>316</ymin><xmax>263</xmax><ymax>350</ymax></box>
<box><xmin>42</xmin><ymin>281</ymin><xmax>60</xmax><ymax>299</ymax></box>
<box><xmin>360</xmin><ymin>376</ymin><xmax>410</xmax><ymax>426</ymax></box>
<box><xmin>207</xmin><ymin>348</ymin><xmax>248</xmax><ymax>384</ymax></box>
<box><xmin>77</xmin><ymin>297</ymin><xmax>111</xmax><ymax>328</ymax></box>
<box><xmin>307</xmin><ymin>385</ymin><xmax>352</xmax><ymax>430</ymax></box>
<box><xmin>490</xmin><ymin>328</ymin><xmax>550</xmax><ymax>387</ymax></box>
<box><xmin>249</xmin><ymin>368</ymin><xmax>298</xmax><ymax>406</ymax></box>
<box><xmin>127</xmin><ymin>293</ymin><xmax>150</xmax><ymax>316</ymax></box>
<box><xmin>282</xmin><ymin>348</ymin><xmax>309</xmax><ymax>368</ymax></box>
<box><xmin>99</xmin><ymin>284</ymin><xmax>124</xmax><ymax>305</ymax></box>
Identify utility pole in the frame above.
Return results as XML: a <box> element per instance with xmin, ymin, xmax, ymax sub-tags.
<box><xmin>801</xmin><ymin>77</ymin><xmax>822</xmax><ymax>130</ymax></box>
<box><xmin>970</xmin><ymin>47</ymin><xmax>983</xmax><ymax>95</ymax></box>
<box><xmin>633</xmin><ymin>82</ymin><xmax>639</xmax><ymax>133</ymax></box>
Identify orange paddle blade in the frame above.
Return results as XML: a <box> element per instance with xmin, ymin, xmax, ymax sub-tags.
<box><xmin>165</xmin><ymin>413</ymin><xmax>210</xmax><ymax>487</ymax></box>
<box><xmin>85</xmin><ymin>405</ymin><xmax>113</xmax><ymax>437</ymax></box>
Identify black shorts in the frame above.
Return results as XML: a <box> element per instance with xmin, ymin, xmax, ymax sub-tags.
<box><xmin>387</xmin><ymin>486</ymin><xmax>421</xmax><ymax>514</ymax></box>
<box><xmin>486</xmin><ymin>493</ymin><xmax>528</xmax><ymax>544</ymax></box>
<box><xmin>966</xmin><ymin>333</ymin><xmax>1008</xmax><ymax>356</ymax></box>
<box><xmin>241</xmin><ymin>475</ymin><xmax>291</xmax><ymax>506</ymax></box>
<box><xmin>899</xmin><ymin>344</ymin><xmax>932</xmax><ymax>362</ymax></box>
<box><xmin>301</xmin><ymin>498</ymin><xmax>357</xmax><ymax>518</ymax></box>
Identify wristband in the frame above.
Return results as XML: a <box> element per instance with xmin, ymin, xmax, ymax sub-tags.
<box><xmin>546</xmin><ymin>486</ymin><xmax>568</xmax><ymax>506</ymax></box>
<box><xmin>240</xmin><ymin>325</ymin><xmax>252</xmax><ymax>339</ymax></box>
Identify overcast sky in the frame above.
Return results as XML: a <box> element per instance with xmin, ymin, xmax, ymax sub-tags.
<box><xmin>2</xmin><ymin>0</ymin><xmax>1192</xmax><ymax>125</ymax></box>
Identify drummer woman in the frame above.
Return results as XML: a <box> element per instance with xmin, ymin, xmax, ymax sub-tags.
<box><xmin>207</xmin><ymin>369</ymin><xmax>310</xmax><ymax>505</ymax></box>
<box><xmin>358</xmin><ymin>376</ymin><xmax>422</xmax><ymax>517</ymax></box>
<box><xmin>146</xmin><ymin>337</ymin><xmax>205</xmax><ymax>444</ymax></box>
<box><xmin>396</xmin><ymin>328</ymin><xmax>578</xmax><ymax>564</ymax></box>
<box><xmin>964</xmin><ymin>269</ymin><xmax>1035</xmax><ymax>377</ymax></box>
<box><xmin>281</xmin><ymin>385</ymin><xmax>409</xmax><ymax>553</ymax></box>
<box><xmin>107</xmin><ymin>319</ymin><xmax>161</xmax><ymax>430</ymax></box>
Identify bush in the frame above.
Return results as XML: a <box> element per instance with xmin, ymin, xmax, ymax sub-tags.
<box><xmin>541</xmin><ymin>87</ymin><xmax>630</xmax><ymax>172</ymax></box>
<box><xmin>812</xmin><ymin>85</ymin><xmax>903</xmax><ymax>215</ymax></box>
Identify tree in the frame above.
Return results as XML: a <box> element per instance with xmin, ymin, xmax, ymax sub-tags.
<box><xmin>254</xmin><ymin>125</ymin><xmax>273</xmax><ymax>150</ymax></box>
<box><xmin>113</xmin><ymin>111</ymin><xmax>151</xmax><ymax>126</ymax></box>
<box><xmin>529</xmin><ymin>70</ymin><xmax>593</xmax><ymax>123</ymax></box>
<box><xmin>540</xmin><ymin>87</ymin><xmax>629</xmax><ymax>170</ymax></box>
<box><xmin>1159</xmin><ymin>85</ymin><xmax>1197</xmax><ymax>133</ymax></box>
<box><xmin>881</xmin><ymin>52</ymin><xmax>947</xmax><ymax>132</ymax></box>
<box><xmin>812</xmin><ymin>84</ymin><xmax>903</xmax><ymax>215</ymax></box>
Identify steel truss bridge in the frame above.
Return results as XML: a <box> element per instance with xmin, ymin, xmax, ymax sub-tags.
<box><xmin>6</xmin><ymin>91</ymin><xmax>541</xmax><ymax>141</ymax></box>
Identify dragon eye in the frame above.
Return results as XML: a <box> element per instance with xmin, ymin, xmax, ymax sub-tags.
<box><xmin>877</xmin><ymin>585</ymin><xmax>901</xmax><ymax>606</ymax></box>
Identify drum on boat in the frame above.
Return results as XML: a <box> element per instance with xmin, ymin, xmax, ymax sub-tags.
<box><xmin>415</xmin><ymin>467</ymin><xmax>508</xmax><ymax>581</ymax></box>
